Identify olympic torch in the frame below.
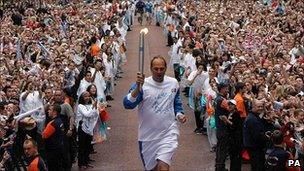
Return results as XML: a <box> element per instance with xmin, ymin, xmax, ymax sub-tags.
<box><xmin>139</xmin><ymin>28</ymin><xmax>149</xmax><ymax>74</ymax></box>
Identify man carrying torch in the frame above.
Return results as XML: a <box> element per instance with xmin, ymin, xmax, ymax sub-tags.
<box><xmin>123</xmin><ymin>28</ymin><xmax>187</xmax><ymax>171</ymax></box>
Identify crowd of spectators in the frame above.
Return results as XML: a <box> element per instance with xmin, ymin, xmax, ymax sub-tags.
<box><xmin>155</xmin><ymin>0</ymin><xmax>304</xmax><ymax>170</ymax></box>
<box><xmin>0</xmin><ymin>0</ymin><xmax>133</xmax><ymax>170</ymax></box>
<box><xmin>1</xmin><ymin>0</ymin><xmax>304</xmax><ymax>170</ymax></box>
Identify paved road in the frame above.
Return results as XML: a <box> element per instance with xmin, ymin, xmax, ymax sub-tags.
<box><xmin>73</xmin><ymin>19</ymin><xmax>250</xmax><ymax>171</ymax></box>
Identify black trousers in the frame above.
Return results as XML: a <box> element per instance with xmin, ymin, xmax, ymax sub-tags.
<box><xmin>69</xmin><ymin>129</ymin><xmax>78</xmax><ymax>162</ymax></box>
<box><xmin>62</xmin><ymin>136</ymin><xmax>72</xmax><ymax>171</ymax></box>
<box><xmin>215</xmin><ymin>129</ymin><xmax>229</xmax><ymax>171</ymax></box>
<box><xmin>78</xmin><ymin>127</ymin><xmax>93</xmax><ymax>167</ymax></box>
<box><xmin>46</xmin><ymin>147</ymin><xmax>64</xmax><ymax>171</ymax></box>
<box><xmin>215</xmin><ymin>129</ymin><xmax>242</xmax><ymax>171</ymax></box>
<box><xmin>248</xmin><ymin>148</ymin><xmax>265</xmax><ymax>171</ymax></box>
<box><xmin>194</xmin><ymin>110</ymin><xmax>204</xmax><ymax>130</ymax></box>
<box><xmin>229</xmin><ymin>130</ymin><xmax>242</xmax><ymax>171</ymax></box>
<box><xmin>167</xmin><ymin>31</ymin><xmax>173</xmax><ymax>46</ymax></box>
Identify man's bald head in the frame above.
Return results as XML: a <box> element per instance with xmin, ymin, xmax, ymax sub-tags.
<box><xmin>251</xmin><ymin>99</ymin><xmax>264</xmax><ymax>114</ymax></box>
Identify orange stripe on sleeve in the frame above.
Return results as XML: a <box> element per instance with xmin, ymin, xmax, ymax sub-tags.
<box><xmin>235</xmin><ymin>94</ymin><xmax>247</xmax><ymax>117</ymax></box>
<box><xmin>42</xmin><ymin>121</ymin><xmax>56</xmax><ymax>139</ymax></box>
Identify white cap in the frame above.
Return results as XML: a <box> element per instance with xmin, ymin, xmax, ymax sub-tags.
<box><xmin>228</xmin><ymin>100</ymin><xmax>236</xmax><ymax>105</ymax></box>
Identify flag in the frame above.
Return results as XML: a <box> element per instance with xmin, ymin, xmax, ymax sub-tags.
<box><xmin>14</xmin><ymin>107</ymin><xmax>42</xmax><ymax>121</ymax></box>
<box><xmin>14</xmin><ymin>106</ymin><xmax>45</xmax><ymax>133</ymax></box>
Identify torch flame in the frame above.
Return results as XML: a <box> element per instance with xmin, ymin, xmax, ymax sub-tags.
<box><xmin>140</xmin><ymin>28</ymin><xmax>149</xmax><ymax>35</ymax></box>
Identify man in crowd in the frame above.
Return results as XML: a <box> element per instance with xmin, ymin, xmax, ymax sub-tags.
<box><xmin>135</xmin><ymin>0</ymin><xmax>145</xmax><ymax>25</ymax></box>
<box><xmin>42</xmin><ymin>104</ymin><xmax>64</xmax><ymax>171</ymax></box>
<box><xmin>243</xmin><ymin>99</ymin><xmax>267</xmax><ymax>171</ymax></box>
<box><xmin>214</xmin><ymin>83</ymin><xmax>233</xmax><ymax>171</ymax></box>
<box><xmin>23</xmin><ymin>139</ymin><xmax>47</xmax><ymax>171</ymax></box>
<box><xmin>52</xmin><ymin>89</ymin><xmax>75</xmax><ymax>170</ymax></box>
<box><xmin>187</xmin><ymin>62</ymin><xmax>208</xmax><ymax>134</ymax></box>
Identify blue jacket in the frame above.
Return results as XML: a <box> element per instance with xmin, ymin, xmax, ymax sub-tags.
<box><xmin>243</xmin><ymin>112</ymin><xmax>267</xmax><ymax>149</ymax></box>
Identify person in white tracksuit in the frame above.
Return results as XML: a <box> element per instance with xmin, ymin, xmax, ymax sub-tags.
<box><xmin>123</xmin><ymin>56</ymin><xmax>187</xmax><ymax>171</ymax></box>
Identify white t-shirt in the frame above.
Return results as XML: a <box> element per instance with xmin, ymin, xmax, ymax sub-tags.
<box><xmin>127</xmin><ymin>76</ymin><xmax>182</xmax><ymax>141</ymax></box>
<box><xmin>102</xmin><ymin>23</ymin><xmax>111</xmax><ymax>32</ymax></box>
<box><xmin>77</xmin><ymin>79</ymin><xmax>91</xmax><ymax>98</ymax></box>
<box><xmin>19</xmin><ymin>91</ymin><xmax>43</xmax><ymax>114</ymax></box>
<box><xmin>187</xmin><ymin>70</ymin><xmax>209</xmax><ymax>93</ymax></box>
<box><xmin>90</xmin><ymin>68</ymin><xmax>106</xmax><ymax>101</ymax></box>
<box><xmin>169</xmin><ymin>40</ymin><xmax>182</xmax><ymax>66</ymax></box>
<box><xmin>103</xmin><ymin>59</ymin><xmax>114</xmax><ymax>78</ymax></box>
<box><xmin>184</xmin><ymin>53</ymin><xmax>196</xmax><ymax>72</ymax></box>
<box><xmin>182</xmin><ymin>22</ymin><xmax>191</xmax><ymax>31</ymax></box>
<box><xmin>76</xmin><ymin>104</ymin><xmax>99</xmax><ymax>136</ymax></box>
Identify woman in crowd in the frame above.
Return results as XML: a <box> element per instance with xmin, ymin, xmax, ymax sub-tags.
<box><xmin>76</xmin><ymin>91</ymin><xmax>99</xmax><ymax>169</ymax></box>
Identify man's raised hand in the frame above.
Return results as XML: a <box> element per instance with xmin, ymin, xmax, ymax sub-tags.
<box><xmin>136</xmin><ymin>72</ymin><xmax>145</xmax><ymax>90</ymax></box>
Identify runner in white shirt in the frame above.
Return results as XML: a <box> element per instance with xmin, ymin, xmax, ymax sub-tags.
<box><xmin>123</xmin><ymin>56</ymin><xmax>187</xmax><ymax>171</ymax></box>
